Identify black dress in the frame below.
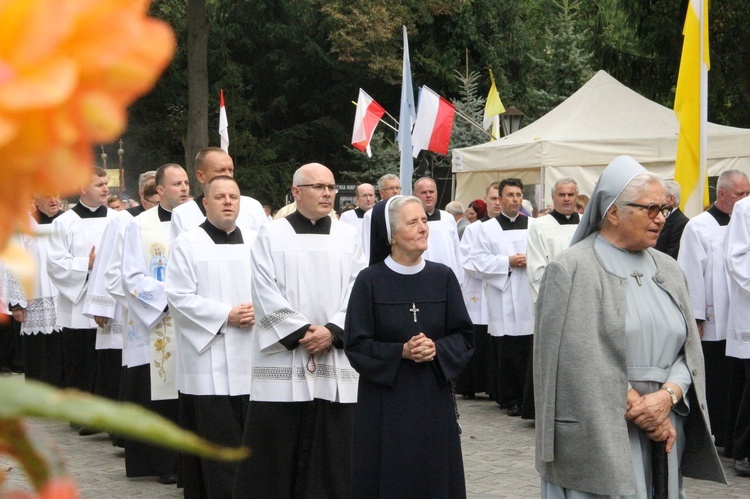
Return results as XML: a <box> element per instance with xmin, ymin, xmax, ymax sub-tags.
<box><xmin>345</xmin><ymin>258</ymin><xmax>474</xmax><ymax>499</ymax></box>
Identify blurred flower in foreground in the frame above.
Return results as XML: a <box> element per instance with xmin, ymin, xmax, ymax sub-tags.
<box><xmin>0</xmin><ymin>0</ymin><xmax>176</xmax><ymax>249</ymax></box>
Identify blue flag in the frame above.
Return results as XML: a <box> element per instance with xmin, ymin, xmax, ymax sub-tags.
<box><xmin>397</xmin><ymin>25</ymin><xmax>416</xmax><ymax>195</ymax></box>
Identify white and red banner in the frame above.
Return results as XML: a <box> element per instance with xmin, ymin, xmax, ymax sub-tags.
<box><xmin>411</xmin><ymin>86</ymin><xmax>456</xmax><ymax>157</ymax></box>
<box><xmin>352</xmin><ymin>89</ymin><xmax>386</xmax><ymax>157</ymax></box>
<box><xmin>219</xmin><ymin>89</ymin><xmax>229</xmax><ymax>153</ymax></box>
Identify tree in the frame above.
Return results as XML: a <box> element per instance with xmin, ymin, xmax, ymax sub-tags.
<box><xmin>185</xmin><ymin>0</ymin><xmax>209</xmax><ymax>195</ymax></box>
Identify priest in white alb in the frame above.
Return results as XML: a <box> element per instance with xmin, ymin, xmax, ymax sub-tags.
<box><xmin>467</xmin><ymin>178</ymin><xmax>534</xmax><ymax>417</ymax></box>
<box><xmin>120</xmin><ymin>163</ymin><xmax>192</xmax><ymax>484</ymax></box>
<box><xmin>233</xmin><ymin>163</ymin><xmax>365</xmax><ymax>499</ymax></box>
<box><xmin>339</xmin><ymin>182</ymin><xmax>376</xmax><ymax>235</ymax></box>
<box><xmin>166</xmin><ymin>175</ymin><xmax>257</xmax><ymax>498</ymax></box>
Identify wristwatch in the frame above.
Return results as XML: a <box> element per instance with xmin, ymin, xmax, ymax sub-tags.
<box><xmin>661</xmin><ymin>386</ymin><xmax>678</xmax><ymax>407</ymax></box>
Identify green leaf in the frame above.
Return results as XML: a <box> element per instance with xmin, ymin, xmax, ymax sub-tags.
<box><xmin>0</xmin><ymin>378</ymin><xmax>249</xmax><ymax>462</ymax></box>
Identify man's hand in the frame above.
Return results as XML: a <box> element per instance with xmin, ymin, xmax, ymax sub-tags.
<box><xmin>94</xmin><ymin>316</ymin><xmax>110</xmax><ymax>328</ymax></box>
<box><xmin>299</xmin><ymin>325</ymin><xmax>333</xmax><ymax>355</ymax></box>
<box><xmin>88</xmin><ymin>246</ymin><xmax>96</xmax><ymax>270</ymax></box>
<box><xmin>228</xmin><ymin>303</ymin><xmax>254</xmax><ymax>328</ymax></box>
<box><xmin>11</xmin><ymin>308</ymin><xmax>25</xmax><ymax>323</ymax></box>
<box><xmin>402</xmin><ymin>332</ymin><xmax>436</xmax><ymax>363</ymax></box>
<box><xmin>509</xmin><ymin>253</ymin><xmax>526</xmax><ymax>268</ymax></box>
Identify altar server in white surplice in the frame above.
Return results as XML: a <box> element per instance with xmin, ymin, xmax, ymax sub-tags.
<box><xmin>233</xmin><ymin>163</ymin><xmax>366</xmax><ymax>499</ymax></box>
<box><xmin>120</xmin><ymin>163</ymin><xmax>191</xmax><ymax>483</ymax></box>
<box><xmin>413</xmin><ymin>177</ymin><xmax>463</xmax><ymax>281</ymax></box>
<box><xmin>468</xmin><ymin>177</ymin><xmax>534</xmax><ymax>417</ymax></box>
<box><xmin>455</xmin><ymin>182</ymin><xmax>502</xmax><ymax>399</ymax></box>
<box><xmin>526</xmin><ymin>178</ymin><xmax>580</xmax><ymax>303</ymax></box>
<box><xmin>167</xmin><ymin>176</ymin><xmax>257</xmax><ymax>498</ymax></box>
<box><xmin>169</xmin><ymin>146</ymin><xmax>267</xmax><ymax>245</ymax></box>
<box><xmin>680</xmin><ymin>170</ymin><xmax>749</xmax><ymax>451</ymax></box>
<box><xmin>19</xmin><ymin>196</ymin><xmax>64</xmax><ymax>387</ymax></box>
<box><xmin>47</xmin><ymin>168</ymin><xmax>117</xmax><ymax>400</ymax></box>
<box><xmin>339</xmin><ymin>182</ymin><xmax>376</xmax><ymax>235</ymax></box>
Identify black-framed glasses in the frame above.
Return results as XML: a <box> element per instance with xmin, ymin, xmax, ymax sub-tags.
<box><xmin>296</xmin><ymin>183</ymin><xmax>339</xmax><ymax>193</ymax></box>
<box><xmin>625</xmin><ymin>203</ymin><xmax>671</xmax><ymax>220</ymax></box>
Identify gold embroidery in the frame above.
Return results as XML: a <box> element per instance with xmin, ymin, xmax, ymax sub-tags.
<box><xmin>153</xmin><ymin>316</ymin><xmax>173</xmax><ymax>382</ymax></box>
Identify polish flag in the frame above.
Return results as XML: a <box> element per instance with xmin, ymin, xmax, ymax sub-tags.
<box><xmin>411</xmin><ymin>86</ymin><xmax>456</xmax><ymax>157</ymax></box>
<box><xmin>219</xmin><ymin>90</ymin><xmax>229</xmax><ymax>153</ymax></box>
<box><xmin>352</xmin><ymin>89</ymin><xmax>386</xmax><ymax>157</ymax></box>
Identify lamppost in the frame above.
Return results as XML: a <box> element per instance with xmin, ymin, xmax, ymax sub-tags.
<box><xmin>500</xmin><ymin>106</ymin><xmax>525</xmax><ymax>136</ymax></box>
<box><xmin>118</xmin><ymin>139</ymin><xmax>124</xmax><ymax>196</ymax></box>
<box><xmin>100</xmin><ymin>145</ymin><xmax>108</xmax><ymax>168</ymax></box>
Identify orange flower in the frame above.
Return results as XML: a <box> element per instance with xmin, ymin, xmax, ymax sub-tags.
<box><xmin>0</xmin><ymin>0</ymin><xmax>175</xmax><ymax>249</ymax></box>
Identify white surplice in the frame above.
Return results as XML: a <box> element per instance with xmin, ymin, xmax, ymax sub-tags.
<box><xmin>459</xmin><ymin>221</ymin><xmax>488</xmax><ymax>325</ymax></box>
<box><xmin>724</xmin><ymin>197</ymin><xmax>750</xmax><ymax>359</ymax></box>
<box><xmin>468</xmin><ymin>216</ymin><xmax>534</xmax><ymax>337</ymax></box>
<box><xmin>339</xmin><ymin>208</ymin><xmax>364</xmax><ymax>234</ymax></box>
<box><xmin>21</xmin><ymin>217</ymin><xmax>60</xmax><ymax>334</ymax></box>
<box><xmin>82</xmin><ymin>211</ymin><xmax>131</xmax><ymax>350</ymax></box>
<box><xmin>423</xmin><ymin>210</ymin><xmax>464</xmax><ymax>281</ymax></box>
<box><xmin>47</xmin><ymin>206</ymin><xmax>117</xmax><ymax>329</ymax></box>
<box><xmin>526</xmin><ymin>214</ymin><xmax>578</xmax><ymax>303</ymax></box>
<box><xmin>169</xmin><ymin>195</ymin><xmax>267</xmax><ymax>246</ymax></box>
<box><xmin>250</xmin><ymin>218</ymin><xmax>365</xmax><ymax>403</ymax></box>
<box><xmin>679</xmin><ymin>211</ymin><xmax>730</xmax><ymax>342</ymax></box>
<box><xmin>166</xmin><ymin>224</ymin><xmax>258</xmax><ymax>396</ymax></box>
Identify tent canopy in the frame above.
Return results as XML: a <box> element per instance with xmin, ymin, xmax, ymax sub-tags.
<box><xmin>452</xmin><ymin>70</ymin><xmax>750</xmax><ymax>207</ymax></box>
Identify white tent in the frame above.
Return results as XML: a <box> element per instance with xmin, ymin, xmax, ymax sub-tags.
<box><xmin>452</xmin><ymin>70</ymin><xmax>750</xmax><ymax>209</ymax></box>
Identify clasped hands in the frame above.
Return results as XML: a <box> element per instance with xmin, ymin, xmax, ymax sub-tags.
<box><xmin>228</xmin><ymin>302</ymin><xmax>255</xmax><ymax>329</ymax></box>
<box><xmin>625</xmin><ymin>387</ymin><xmax>677</xmax><ymax>453</ymax></box>
<box><xmin>299</xmin><ymin>325</ymin><xmax>334</xmax><ymax>355</ymax></box>
<box><xmin>402</xmin><ymin>332</ymin><xmax>435</xmax><ymax>363</ymax></box>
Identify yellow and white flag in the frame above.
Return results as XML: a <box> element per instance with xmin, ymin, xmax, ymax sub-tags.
<box><xmin>483</xmin><ymin>70</ymin><xmax>505</xmax><ymax>140</ymax></box>
<box><xmin>674</xmin><ymin>0</ymin><xmax>710</xmax><ymax>217</ymax></box>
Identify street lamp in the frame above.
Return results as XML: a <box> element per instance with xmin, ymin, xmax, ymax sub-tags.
<box><xmin>118</xmin><ymin>139</ymin><xmax>125</xmax><ymax>196</ymax></box>
<box><xmin>500</xmin><ymin>106</ymin><xmax>525</xmax><ymax>136</ymax></box>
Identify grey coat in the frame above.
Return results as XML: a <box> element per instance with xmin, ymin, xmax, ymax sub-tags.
<box><xmin>533</xmin><ymin>234</ymin><xmax>726</xmax><ymax>496</ymax></box>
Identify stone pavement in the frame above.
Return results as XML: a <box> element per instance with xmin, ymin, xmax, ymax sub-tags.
<box><xmin>1</xmin><ymin>391</ymin><xmax>749</xmax><ymax>498</ymax></box>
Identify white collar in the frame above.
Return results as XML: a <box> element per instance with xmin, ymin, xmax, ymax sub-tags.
<box><xmin>384</xmin><ymin>255</ymin><xmax>425</xmax><ymax>275</ymax></box>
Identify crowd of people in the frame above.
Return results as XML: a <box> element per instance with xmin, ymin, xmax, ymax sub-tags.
<box><xmin>1</xmin><ymin>151</ymin><xmax>747</xmax><ymax>497</ymax></box>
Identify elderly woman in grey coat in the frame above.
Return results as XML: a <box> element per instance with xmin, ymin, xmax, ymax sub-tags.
<box><xmin>534</xmin><ymin>156</ymin><xmax>725</xmax><ymax>498</ymax></box>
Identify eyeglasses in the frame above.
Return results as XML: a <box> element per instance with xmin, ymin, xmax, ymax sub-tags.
<box><xmin>296</xmin><ymin>184</ymin><xmax>339</xmax><ymax>193</ymax></box>
<box><xmin>625</xmin><ymin>203</ymin><xmax>671</xmax><ymax>220</ymax></box>
<box><xmin>380</xmin><ymin>186</ymin><xmax>402</xmax><ymax>192</ymax></box>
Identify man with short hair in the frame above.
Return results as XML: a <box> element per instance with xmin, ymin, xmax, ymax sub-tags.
<box><xmin>527</xmin><ymin>178</ymin><xmax>580</xmax><ymax>302</ymax></box>
<box><xmin>170</xmin><ymin>147</ymin><xmax>267</xmax><ymax>243</ymax></box>
<box><xmin>468</xmin><ymin>178</ymin><xmax>534</xmax><ymax>416</ymax></box>
<box><xmin>339</xmin><ymin>183</ymin><xmax>376</xmax><ymax>235</ymax></box>
<box><xmin>127</xmin><ymin>171</ymin><xmax>156</xmax><ymax>216</ymax></box>
<box><xmin>167</xmin><ymin>175</ymin><xmax>258</xmax><ymax>497</ymax></box>
<box><xmin>362</xmin><ymin>174</ymin><xmax>402</xmax><ymax>262</ymax></box>
<box><xmin>47</xmin><ymin>168</ymin><xmax>118</xmax><ymax>401</ymax></box>
<box><xmin>413</xmin><ymin>177</ymin><xmax>463</xmax><ymax>280</ymax></box>
<box><xmin>455</xmin><ymin>182</ymin><xmax>502</xmax><ymax>399</ymax></box>
<box><xmin>233</xmin><ymin>163</ymin><xmax>365</xmax><ymax>498</ymax></box>
<box><xmin>655</xmin><ymin>179</ymin><xmax>690</xmax><ymax>259</ymax></box>
<box><xmin>117</xmin><ymin>163</ymin><xmax>192</xmax><ymax>483</ymax></box>
<box><xmin>445</xmin><ymin>200</ymin><xmax>470</xmax><ymax>239</ymax></box>
<box><xmin>690</xmin><ymin>170</ymin><xmax>750</xmax><ymax>465</ymax></box>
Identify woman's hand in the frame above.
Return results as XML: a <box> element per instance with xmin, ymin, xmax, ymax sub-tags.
<box><xmin>626</xmin><ymin>389</ymin><xmax>673</xmax><ymax>432</ymax></box>
<box><xmin>645</xmin><ymin>416</ymin><xmax>677</xmax><ymax>453</ymax></box>
<box><xmin>402</xmin><ymin>333</ymin><xmax>436</xmax><ymax>363</ymax></box>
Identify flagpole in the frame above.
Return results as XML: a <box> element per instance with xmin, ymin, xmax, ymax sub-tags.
<box><xmin>454</xmin><ymin>108</ymin><xmax>494</xmax><ymax>139</ymax></box>
<box><xmin>351</xmin><ymin>101</ymin><xmax>399</xmax><ymax>132</ymax></box>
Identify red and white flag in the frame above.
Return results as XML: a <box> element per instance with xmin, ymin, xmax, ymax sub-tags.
<box><xmin>219</xmin><ymin>89</ymin><xmax>229</xmax><ymax>153</ymax></box>
<box><xmin>351</xmin><ymin>89</ymin><xmax>386</xmax><ymax>157</ymax></box>
<box><xmin>411</xmin><ymin>86</ymin><xmax>455</xmax><ymax>157</ymax></box>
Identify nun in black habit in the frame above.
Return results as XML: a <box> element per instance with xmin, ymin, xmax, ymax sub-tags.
<box><xmin>345</xmin><ymin>195</ymin><xmax>474</xmax><ymax>499</ymax></box>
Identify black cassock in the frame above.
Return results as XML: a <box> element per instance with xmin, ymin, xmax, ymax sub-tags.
<box><xmin>345</xmin><ymin>259</ymin><xmax>474</xmax><ymax>499</ymax></box>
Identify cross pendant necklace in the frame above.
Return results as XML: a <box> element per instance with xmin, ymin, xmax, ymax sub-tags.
<box><xmin>410</xmin><ymin>302</ymin><xmax>420</xmax><ymax>323</ymax></box>
<box><xmin>631</xmin><ymin>270</ymin><xmax>643</xmax><ymax>286</ymax></box>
